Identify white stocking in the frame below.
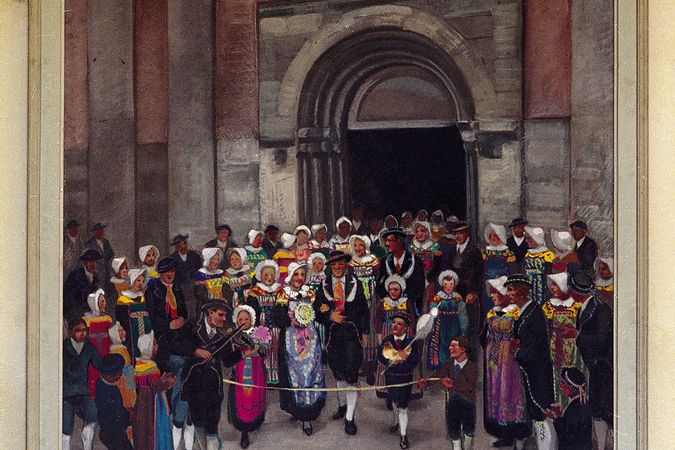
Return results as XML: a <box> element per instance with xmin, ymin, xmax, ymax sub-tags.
<box><xmin>533</xmin><ymin>420</ymin><xmax>555</xmax><ymax>450</ymax></box>
<box><xmin>81</xmin><ymin>422</ymin><xmax>95</xmax><ymax>450</ymax></box>
<box><xmin>336</xmin><ymin>381</ymin><xmax>347</xmax><ymax>406</ymax></box>
<box><xmin>184</xmin><ymin>423</ymin><xmax>196</xmax><ymax>450</ymax></box>
<box><xmin>62</xmin><ymin>434</ymin><xmax>71</xmax><ymax>450</ymax></box>
<box><xmin>345</xmin><ymin>390</ymin><xmax>357</xmax><ymax>421</ymax></box>
<box><xmin>172</xmin><ymin>425</ymin><xmax>183</xmax><ymax>449</ymax></box>
<box><xmin>398</xmin><ymin>407</ymin><xmax>409</xmax><ymax>437</ymax></box>
<box><xmin>451</xmin><ymin>439</ymin><xmax>462</xmax><ymax>450</ymax></box>
<box><xmin>594</xmin><ymin>419</ymin><xmax>609</xmax><ymax>450</ymax></box>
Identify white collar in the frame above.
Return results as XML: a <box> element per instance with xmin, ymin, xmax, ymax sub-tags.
<box><xmin>518</xmin><ymin>300</ymin><xmax>533</xmax><ymax>315</ymax></box>
<box><xmin>226</xmin><ymin>265</ymin><xmax>250</xmax><ymax>276</ymax></box>
<box><xmin>513</xmin><ymin>235</ymin><xmax>525</xmax><ymax>245</ymax></box>
<box><xmin>110</xmin><ymin>276</ymin><xmax>126</xmax><ymax>284</ymax></box>
<box><xmin>178</xmin><ymin>252</ymin><xmax>188</xmax><ymax>261</ymax></box>
<box><xmin>500</xmin><ymin>304</ymin><xmax>519</xmax><ymax>314</ymax></box>
<box><xmin>394</xmin><ymin>252</ymin><xmax>405</xmax><ymax>267</ymax></box>
<box><xmin>412</xmin><ymin>239</ymin><xmax>434</xmax><ymax>250</ymax></box>
<box><xmin>549</xmin><ymin>297</ymin><xmax>575</xmax><ymax>307</ymax></box>
<box><xmin>455</xmin><ymin>358</ymin><xmax>468</xmax><ymax>369</ymax></box>
<box><xmin>486</xmin><ymin>244</ymin><xmax>508</xmax><ymax>251</ymax></box>
<box><xmin>68</xmin><ymin>234</ymin><xmax>77</xmax><ymax>243</ymax></box>
<box><xmin>575</xmin><ymin>236</ymin><xmax>586</xmax><ymax>249</ymax></box>
<box><xmin>121</xmin><ymin>290</ymin><xmax>143</xmax><ymax>299</ymax></box>
<box><xmin>204</xmin><ymin>319</ymin><xmax>216</xmax><ymax>336</ymax></box>
<box><xmin>245</xmin><ymin>245</ymin><xmax>263</xmax><ymax>254</ymax></box>
<box><xmin>456</xmin><ymin>239</ymin><xmax>469</xmax><ymax>253</ymax></box>
<box><xmin>256</xmin><ymin>281</ymin><xmax>280</xmax><ymax>293</ymax></box>
<box><xmin>216</xmin><ymin>239</ymin><xmax>228</xmax><ymax>247</ymax></box>
<box><xmin>369</xmin><ymin>234</ymin><xmax>379</xmax><ymax>242</ymax></box>
<box><xmin>394</xmin><ymin>334</ymin><xmax>406</xmax><ymax>342</ymax></box>
<box><xmin>198</xmin><ymin>267</ymin><xmax>223</xmax><ymax>276</ymax></box>
<box><xmin>70</xmin><ymin>338</ymin><xmax>84</xmax><ymax>354</ymax></box>
<box><xmin>595</xmin><ymin>277</ymin><xmax>613</xmax><ymax>288</ymax></box>
<box><xmin>384</xmin><ymin>296</ymin><xmax>408</xmax><ymax>307</ymax></box>
<box><xmin>283</xmin><ymin>284</ymin><xmax>311</xmax><ymax>298</ymax></box>
<box><xmin>580</xmin><ymin>296</ymin><xmax>593</xmax><ymax>314</ymax></box>
<box><xmin>352</xmin><ymin>219</ymin><xmax>361</xmax><ymax>228</ymax></box>
<box><xmin>436</xmin><ymin>290</ymin><xmax>458</xmax><ymax>300</ymax></box>
<box><xmin>162</xmin><ymin>281</ymin><xmax>173</xmax><ymax>289</ymax></box>
<box><xmin>527</xmin><ymin>246</ymin><xmax>549</xmax><ymax>254</ymax></box>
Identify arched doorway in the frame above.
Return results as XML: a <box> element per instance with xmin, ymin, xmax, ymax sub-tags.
<box><xmin>296</xmin><ymin>29</ymin><xmax>478</xmax><ymax>229</ymax></box>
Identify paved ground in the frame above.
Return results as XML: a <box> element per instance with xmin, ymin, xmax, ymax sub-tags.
<box><xmin>70</xmin><ymin>351</ymin><xmax>551</xmax><ymax>450</ymax></box>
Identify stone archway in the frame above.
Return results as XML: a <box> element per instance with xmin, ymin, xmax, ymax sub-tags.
<box><xmin>294</xmin><ymin>27</ymin><xmax>481</xmax><ymax>230</ymax></box>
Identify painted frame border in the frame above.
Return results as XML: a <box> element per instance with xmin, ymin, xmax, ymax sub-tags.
<box><xmin>0</xmin><ymin>0</ymin><xmax>666</xmax><ymax>447</ymax></box>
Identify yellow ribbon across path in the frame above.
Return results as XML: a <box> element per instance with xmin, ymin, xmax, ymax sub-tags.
<box><xmin>222</xmin><ymin>377</ymin><xmax>444</xmax><ymax>392</ymax></box>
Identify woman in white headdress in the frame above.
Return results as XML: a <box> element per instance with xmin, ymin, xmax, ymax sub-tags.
<box><xmin>195</xmin><ymin>247</ymin><xmax>228</xmax><ymax>313</ymax></box>
<box><xmin>550</xmin><ymin>229</ymin><xmax>580</xmax><ymax>273</ymax></box>
<box><xmin>244</xmin><ymin>260</ymin><xmax>282</xmax><ymax>384</ymax></box>
<box><xmin>116</xmin><ymin>268</ymin><xmax>151</xmax><ymax>358</ymax></box>
<box><xmin>84</xmin><ymin>288</ymin><xmax>113</xmax><ymax>399</ymax></box>
<box><xmin>108</xmin><ymin>321</ymin><xmax>137</xmax><ymax>409</ymax></box>
<box><xmin>223</xmin><ymin>247</ymin><xmax>253</xmax><ymax>309</ymax></box>
<box><xmin>110</xmin><ymin>256</ymin><xmax>131</xmax><ymax>298</ymax></box>
<box><xmin>594</xmin><ymin>256</ymin><xmax>614</xmax><ymax>307</ymax></box>
<box><xmin>245</xmin><ymin>229</ymin><xmax>268</xmax><ymax>271</ymax></box>
<box><xmin>482</xmin><ymin>223</ymin><xmax>517</xmax><ymax>312</ymax></box>
<box><xmin>308</xmin><ymin>223</ymin><xmax>330</xmax><ymax>256</ymax></box>
<box><xmin>138</xmin><ymin>244</ymin><xmax>160</xmax><ymax>279</ymax></box>
<box><xmin>272</xmin><ymin>262</ymin><xmax>326</xmax><ymax>436</ymax></box>
<box><xmin>542</xmin><ymin>272</ymin><xmax>588</xmax><ymax>409</ymax></box>
<box><xmin>523</xmin><ymin>226</ymin><xmax>555</xmax><ymax>305</ymax></box>
<box><xmin>273</xmin><ymin>232</ymin><xmax>298</xmax><ymax>287</ymax></box>
<box><xmin>294</xmin><ymin>225</ymin><xmax>312</xmax><ymax>262</ymax></box>
<box><xmin>329</xmin><ymin>216</ymin><xmax>352</xmax><ymax>252</ymax></box>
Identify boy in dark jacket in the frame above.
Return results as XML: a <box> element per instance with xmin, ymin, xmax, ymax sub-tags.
<box><xmin>420</xmin><ymin>336</ymin><xmax>478</xmax><ymax>450</ymax></box>
<box><xmin>551</xmin><ymin>367</ymin><xmax>592</xmax><ymax>450</ymax></box>
<box><xmin>377</xmin><ymin>312</ymin><xmax>421</xmax><ymax>449</ymax></box>
<box><xmin>63</xmin><ymin>318</ymin><xmax>102</xmax><ymax>450</ymax></box>
<box><xmin>95</xmin><ymin>354</ymin><xmax>132</xmax><ymax>449</ymax></box>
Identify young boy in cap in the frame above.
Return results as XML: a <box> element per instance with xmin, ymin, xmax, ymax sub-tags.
<box><xmin>551</xmin><ymin>367</ymin><xmax>592</xmax><ymax>450</ymax></box>
<box><xmin>377</xmin><ymin>312</ymin><xmax>421</xmax><ymax>449</ymax></box>
<box><xmin>420</xmin><ymin>336</ymin><xmax>478</xmax><ymax>450</ymax></box>
<box><xmin>506</xmin><ymin>218</ymin><xmax>529</xmax><ymax>266</ymax></box>
<box><xmin>63</xmin><ymin>317</ymin><xmax>102</xmax><ymax>450</ymax></box>
<box><xmin>205</xmin><ymin>224</ymin><xmax>238</xmax><ymax>253</ymax></box>
<box><xmin>95</xmin><ymin>353</ymin><xmax>133</xmax><ymax>449</ymax></box>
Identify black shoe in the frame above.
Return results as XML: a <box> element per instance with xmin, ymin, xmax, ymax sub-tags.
<box><xmin>386</xmin><ymin>398</ymin><xmax>393</xmax><ymax>410</ymax></box>
<box><xmin>493</xmin><ymin>438</ymin><xmax>514</xmax><ymax>447</ymax></box>
<box><xmin>344</xmin><ymin>419</ymin><xmax>357</xmax><ymax>435</ymax></box>
<box><xmin>366</xmin><ymin>372</ymin><xmax>376</xmax><ymax>386</ymax></box>
<box><xmin>332</xmin><ymin>405</ymin><xmax>347</xmax><ymax>420</ymax></box>
<box><xmin>399</xmin><ymin>435</ymin><xmax>409</xmax><ymax>449</ymax></box>
<box><xmin>239</xmin><ymin>432</ymin><xmax>250</xmax><ymax>449</ymax></box>
<box><xmin>302</xmin><ymin>422</ymin><xmax>313</xmax><ymax>436</ymax></box>
<box><xmin>389</xmin><ymin>424</ymin><xmax>399</xmax><ymax>434</ymax></box>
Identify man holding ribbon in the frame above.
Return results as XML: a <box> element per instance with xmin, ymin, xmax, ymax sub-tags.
<box><xmin>315</xmin><ymin>250</ymin><xmax>370</xmax><ymax>435</ymax></box>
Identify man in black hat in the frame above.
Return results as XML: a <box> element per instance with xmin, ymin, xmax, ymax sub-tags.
<box><xmin>315</xmin><ymin>250</ymin><xmax>370</xmax><ymax>435</ymax></box>
<box><xmin>63</xmin><ymin>219</ymin><xmax>83</xmax><ymax>277</ymax></box>
<box><xmin>85</xmin><ymin>222</ymin><xmax>115</xmax><ymax>296</ymax></box>
<box><xmin>95</xmin><ymin>353</ymin><xmax>133</xmax><ymax>450</ymax></box>
<box><xmin>570</xmin><ymin>271</ymin><xmax>613</xmax><ymax>450</ymax></box>
<box><xmin>63</xmin><ymin>249</ymin><xmax>102</xmax><ymax>320</ymax></box>
<box><xmin>376</xmin><ymin>228</ymin><xmax>426</xmax><ymax>317</ymax></box>
<box><xmin>507</xmin><ymin>218</ymin><xmax>529</xmax><ymax>266</ymax></box>
<box><xmin>569</xmin><ymin>221</ymin><xmax>598</xmax><ymax>277</ymax></box>
<box><xmin>146</xmin><ymin>256</ymin><xmax>194</xmax><ymax>448</ymax></box>
<box><xmin>205</xmin><ymin>224</ymin><xmax>238</xmax><ymax>254</ymax></box>
<box><xmin>429</xmin><ymin>221</ymin><xmax>484</xmax><ymax>360</ymax></box>
<box><xmin>262</xmin><ymin>224</ymin><xmax>282</xmax><ymax>257</ymax></box>
<box><xmin>171</xmin><ymin>301</ymin><xmax>245</xmax><ymax>450</ymax></box>
<box><xmin>506</xmin><ymin>274</ymin><xmax>556</xmax><ymax>450</ymax></box>
<box><xmin>170</xmin><ymin>234</ymin><xmax>203</xmax><ymax>320</ymax></box>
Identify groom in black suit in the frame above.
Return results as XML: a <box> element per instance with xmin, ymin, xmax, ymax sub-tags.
<box><xmin>570</xmin><ymin>220</ymin><xmax>599</xmax><ymax>277</ymax></box>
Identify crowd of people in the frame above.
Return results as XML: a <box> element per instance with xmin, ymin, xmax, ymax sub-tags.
<box><xmin>62</xmin><ymin>209</ymin><xmax>614</xmax><ymax>450</ymax></box>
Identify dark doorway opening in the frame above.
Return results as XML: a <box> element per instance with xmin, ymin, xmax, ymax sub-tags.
<box><xmin>346</xmin><ymin>126</ymin><xmax>466</xmax><ymax>220</ymax></box>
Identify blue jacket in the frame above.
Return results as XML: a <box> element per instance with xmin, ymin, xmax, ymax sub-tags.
<box><xmin>95</xmin><ymin>378</ymin><xmax>130</xmax><ymax>433</ymax></box>
<box><xmin>63</xmin><ymin>338</ymin><xmax>102</xmax><ymax>397</ymax></box>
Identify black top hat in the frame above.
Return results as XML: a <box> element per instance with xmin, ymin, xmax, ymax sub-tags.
<box><xmin>451</xmin><ymin>221</ymin><xmax>469</xmax><ymax>232</ymax></box>
<box><xmin>561</xmin><ymin>366</ymin><xmax>586</xmax><ymax>388</ymax></box>
<box><xmin>509</xmin><ymin>218</ymin><xmax>528</xmax><ymax>228</ymax></box>
<box><xmin>264</xmin><ymin>224</ymin><xmax>280</xmax><ymax>233</ymax></box>
<box><xmin>390</xmin><ymin>311</ymin><xmax>411</xmax><ymax>325</ymax></box>
<box><xmin>504</xmin><ymin>274</ymin><xmax>532</xmax><ymax>288</ymax></box>
<box><xmin>90</xmin><ymin>223</ymin><xmax>107</xmax><ymax>231</ymax></box>
<box><xmin>569</xmin><ymin>220</ymin><xmax>588</xmax><ymax>230</ymax></box>
<box><xmin>157</xmin><ymin>257</ymin><xmax>179</xmax><ymax>273</ymax></box>
<box><xmin>569</xmin><ymin>270</ymin><xmax>594</xmax><ymax>294</ymax></box>
<box><xmin>79</xmin><ymin>249</ymin><xmax>103</xmax><ymax>261</ymax></box>
<box><xmin>64</xmin><ymin>219</ymin><xmax>81</xmax><ymax>229</ymax></box>
<box><xmin>381</xmin><ymin>227</ymin><xmax>407</xmax><ymax>239</ymax></box>
<box><xmin>215</xmin><ymin>224</ymin><xmax>232</xmax><ymax>233</ymax></box>
<box><xmin>327</xmin><ymin>250</ymin><xmax>352</xmax><ymax>265</ymax></box>
<box><xmin>100</xmin><ymin>353</ymin><xmax>125</xmax><ymax>376</ymax></box>
<box><xmin>170</xmin><ymin>234</ymin><xmax>189</xmax><ymax>246</ymax></box>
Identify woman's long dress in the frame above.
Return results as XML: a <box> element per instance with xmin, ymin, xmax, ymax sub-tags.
<box><xmin>523</xmin><ymin>250</ymin><xmax>555</xmax><ymax>305</ymax></box>
<box><xmin>425</xmin><ymin>291</ymin><xmax>467</xmax><ymax>371</ymax></box>
<box><xmin>83</xmin><ymin>313</ymin><xmax>112</xmax><ymax>398</ymax></box>
<box><xmin>350</xmin><ymin>255</ymin><xmax>380</xmax><ymax>371</ymax></box>
<box><xmin>133</xmin><ymin>359</ymin><xmax>173</xmax><ymax>450</ymax></box>
<box><xmin>243</xmin><ymin>283</ymin><xmax>282</xmax><ymax>385</ymax></box>
<box><xmin>483</xmin><ymin>306</ymin><xmax>530</xmax><ymax>439</ymax></box>
<box><xmin>116</xmin><ymin>292</ymin><xmax>152</xmax><ymax>359</ymax></box>
<box><xmin>272</xmin><ymin>286</ymin><xmax>326</xmax><ymax>421</ymax></box>
<box><xmin>228</xmin><ymin>351</ymin><xmax>267</xmax><ymax>432</ymax></box>
<box><xmin>482</xmin><ymin>246</ymin><xmax>516</xmax><ymax>313</ymax></box>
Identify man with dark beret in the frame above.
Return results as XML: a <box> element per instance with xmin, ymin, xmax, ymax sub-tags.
<box><xmin>169</xmin><ymin>234</ymin><xmax>202</xmax><ymax>320</ymax></box>
<box><xmin>569</xmin><ymin>220</ymin><xmax>599</xmax><ymax>277</ymax></box>
<box><xmin>507</xmin><ymin>218</ymin><xmax>530</xmax><ymax>266</ymax></box>
<box><xmin>506</xmin><ymin>274</ymin><xmax>556</xmax><ymax>450</ymax></box>
<box><xmin>63</xmin><ymin>249</ymin><xmax>102</xmax><ymax>320</ymax></box>
<box><xmin>570</xmin><ymin>271</ymin><xmax>613</xmax><ymax>450</ymax></box>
